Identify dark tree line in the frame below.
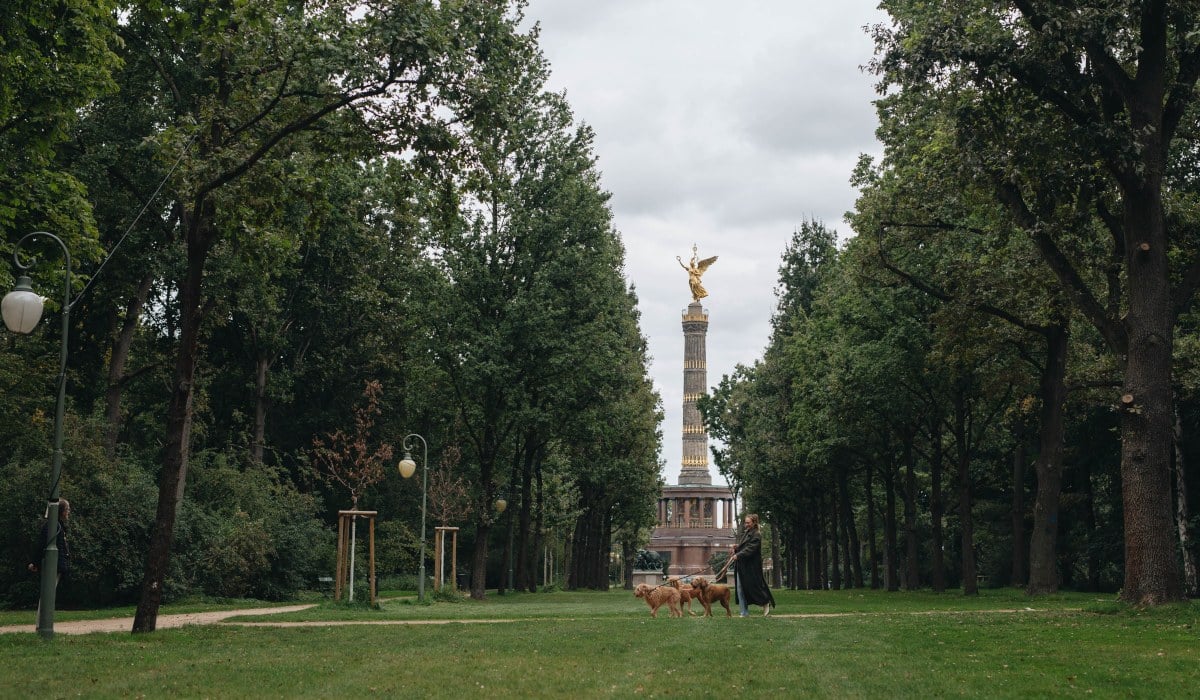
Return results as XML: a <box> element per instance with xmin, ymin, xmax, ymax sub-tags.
<box><xmin>702</xmin><ymin>1</ymin><xmax>1200</xmax><ymax>603</ymax></box>
<box><xmin>1</xmin><ymin>0</ymin><xmax>661</xmax><ymax>628</ymax></box>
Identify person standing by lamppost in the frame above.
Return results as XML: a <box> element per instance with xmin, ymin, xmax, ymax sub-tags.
<box><xmin>3</xmin><ymin>231</ymin><xmax>75</xmax><ymax>639</ymax></box>
<box><xmin>729</xmin><ymin>513</ymin><xmax>775</xmax><ymax>617</ymax></box>
<box><xmin>28</xmin><ymin>499</ymin><xmax>72</xmax><ymax>616</ymax></box>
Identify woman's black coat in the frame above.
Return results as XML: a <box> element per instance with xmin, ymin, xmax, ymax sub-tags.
<box><xmin>733</xmin><ymin>527</ymin><xmax>775</xmax><ymax>608</ymax></box>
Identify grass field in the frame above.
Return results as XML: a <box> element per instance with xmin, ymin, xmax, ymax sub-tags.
<box><xmin>2</xmin><ymin>588</ymin><xmax>1196</xmax><ymax>698</ymax></box>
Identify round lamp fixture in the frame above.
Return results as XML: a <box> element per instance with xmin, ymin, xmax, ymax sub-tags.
<box><xmin>398</xmin><ymin>453</ymin><xmax>417</xmax><ymax>479</ymax></box>
<box><xmin>2</xmin><ymin>276</ymin><xmax>45</xmax><ymax>334</ymax></box>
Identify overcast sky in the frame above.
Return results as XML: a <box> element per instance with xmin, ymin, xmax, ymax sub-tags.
<box><xmin>521</xmin><ymin>1</ymin><xmax>890</xmax><ymax>485</ymax></box>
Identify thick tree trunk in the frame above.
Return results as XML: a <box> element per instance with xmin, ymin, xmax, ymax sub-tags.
<box><xmin>1174</xmin><ymin>402</ymin><xmax>1198</xmax><ymax>596</ymax></box>
<box><xmin>133</xmin><ymin>209</ymin><xmax>213</xmax><ymax>633</ymax></box>
<box><xmin>1027</xmin><ymin>324</ymin><xmax>1069</xmax><ymax>594</ymax></box>
<box><xmin>903</xmin><ymin>436</ymin><xmax>920</xmax><ymax>590</ymax></box>
<box><xmin>1118</xmin><ymin>181</ymin><xmax>1182</xmax><ymax>604</ymax></box>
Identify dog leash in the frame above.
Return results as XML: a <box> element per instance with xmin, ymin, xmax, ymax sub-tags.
<box><xmin>655</xmin><ymin>557</ymin><xmax>734</xmax><ymax>591</ymax></box>
<box><xmin>654</xmin><ymin>566</ymin><xmax>709</xmax><ymax>590</ymax></box>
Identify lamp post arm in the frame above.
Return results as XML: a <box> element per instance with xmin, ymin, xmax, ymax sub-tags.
<box><xmin>13</xmin><ymin>232</ymin><xmax>70</xmax><ymax>504</ymax></box>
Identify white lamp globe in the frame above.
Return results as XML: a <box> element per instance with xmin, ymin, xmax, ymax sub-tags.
<box><xmin>2</xmin><ymin>276</ymin><xmax>45</xmax><ymax>334</ymax></box>
<box><xmin>398</xmin><ymin>454</ymin><xmax>417</xmax><ymax>479</ymax></box>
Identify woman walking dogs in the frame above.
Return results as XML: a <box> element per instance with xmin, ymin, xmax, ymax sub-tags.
<box><xmin>729</xmin><ymin>513</ymin><xmax>775</xmax><ymax>617</ymax></box>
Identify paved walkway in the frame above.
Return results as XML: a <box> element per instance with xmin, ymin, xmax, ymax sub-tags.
<box><xmin>0</xmin><ymin>604</ymin><xmax>316</xmax><ymax>636</ymax></box>
<box><xmin>0</xmin><ymin>605</ymin><xmax>1064</xmax><ymax>635</ymax></box>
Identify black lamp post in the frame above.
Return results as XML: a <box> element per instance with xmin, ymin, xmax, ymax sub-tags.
<box><xmin>397</xmin><ymin>433</ymin><xmax>428</xmax><ymax>602</ymax></box>
<box><xmin>3</xmin><ymin>231</ymin><xmax>73</xmax><ymax>640</ymax></box>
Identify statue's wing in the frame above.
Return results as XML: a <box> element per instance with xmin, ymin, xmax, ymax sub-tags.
<box><xmin>696</xmin><ymin>255</ymin><xmax>718</xmax><ymax>273</ymax></box>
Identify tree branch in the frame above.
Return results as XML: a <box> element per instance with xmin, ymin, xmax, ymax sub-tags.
<box><xmin>993</xmin><ymin>181</ymin><xmax>1126</xmax><ymax>354</ymax></box>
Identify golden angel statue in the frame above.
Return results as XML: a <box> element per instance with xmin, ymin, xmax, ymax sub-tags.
<box><xmin>677</xmin><ymin>245</ymin><xmax>718</xmax><ymax>302</ymax></box>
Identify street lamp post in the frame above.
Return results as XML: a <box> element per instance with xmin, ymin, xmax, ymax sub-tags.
<box><xmin>493</xmin><ymin>490</ymin><xmax>513</xmax><ymax>594</ymax></box>
<box><xmin>397</xmin><ymin>433</ymin><xmax>428</xmax><ymax>602</ymax></box>
<box><xmin>3</xmin><ymin>231</ymin><xmax>74</xmax><ymax>640</ymax></box>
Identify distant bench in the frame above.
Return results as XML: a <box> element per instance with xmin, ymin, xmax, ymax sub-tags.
<box><xmin>317</xmin><ymin>576</ymin><xmax>334</xmax><ymax>597</ymax></box>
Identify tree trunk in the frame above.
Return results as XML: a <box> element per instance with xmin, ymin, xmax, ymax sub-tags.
<box><xmin>796</xmin><ymin>523</ymin><xmax>807</xmax><ymax>589</ymax></box>
<box><xmin>515</xmin><ymin>444</ymin><xmax>535</xmax><ymax>592</ymax></box>
<box><xmin>530</xmin><ymin>463</ymin><xmax>544</xmax><ymax>592</ymax></box>
<box><xmin>622</xmin><ymin>539</ymin><xmax>636</xmax><ymax>590</ymax></box>
<box><xmin>1117</xmin><ymin>179</ymin><xmax>1182</xmax><ymax>605</ymax></box>
<box><xmin>1079</xmin><ymin>457</ymin><xmax>1101</xmax><ymax>591</ymax></box>
<box><xmin>770</xmin><ymin>517</ymin><xmax>783</xmax><ymax>588</ymax></box>
<box><xmin>954</xmin><ymin>390</ymin><xmax>978</xmax><ymax>596</ymax></box>
<box><xmin>1027</xmin><ymin>323</ymin><xmax>1069</xmax><ymax>594</ymax></box>
<box><xmin>929</xmin><ymin>428</ymin><xmax>947</xmax><ymax>593</ymax></box>
<box><xmin>883</xmin><ymin>461</ymin><xmax>899</xmax><ymax>592</ymax></box>
<box><xmin>830</xmin><ymin>494</ymin><xmax>842</xmax><ymax>590</ymax></box>
<box><xmin>843</xmin><ymin>468</ymin><xmax>864</xmax><ymax>588</ymax></box>
<box><xmin>865</xmin><ymin>461</ymin><xmax>879</xmax><ymax>589</ymax></box>
<box><xmin>251</xmin><ymin>352</ymin><xmax>270</xmax><ymax>464</ymax></box>
<box><xmin>104</xmin><ymin>271</ymin><xmax>154</xmax><ymax>453</ymax></box>
<box><xmin>133</xmin><ymin>207</ymin><xmax>214</xmax><ymax>633</ymax></box>
<box><xmin>1174</xmin><ymin>402</ymin><xmax>1199</xmax><ymax>596</ymax></box>
<box><xmin>498</xmin><ymin>508</ymin><xmax>514</xmax><ymax>595</ymax></box>
<box><xmin>470</xmin><ymin>456</ymin><xmax>497</xmax><ymax>600</ymax></box>
<box><xmin>471</xmin><ymin>523</ymin><xmax>490</xmax><ymax>599</ymax></box>
<box><xmin>1011</xmin><ymin>436</ymin><xmax>1027</xmax><ymax>588</ymax></box>
<box><xmin>903</xmin><ymin>435</ymin><xmax>920</xmax><ymax>590</ymax></box>
<box><xmin>808</xmin><ymin>516</ymin><xmax>822</xmax><ymax>589</ymax></box>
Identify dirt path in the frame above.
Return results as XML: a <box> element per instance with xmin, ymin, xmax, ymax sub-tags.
<box><xmin>0</xmin><ymin>605</ymin><xmax>1071</xmax><ymax>635</ymax></box>
<box><xmin>0</xmin><ymin>604</ymin><xmax>316</xmax><ymax>636</ymax></box>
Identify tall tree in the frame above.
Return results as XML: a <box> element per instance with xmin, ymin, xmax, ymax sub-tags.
<box><xmin>872</xmin><ymin>0</ymin><xmax>1200</xmax><ymax>603</ymax></box>
<box><xmin>117</xmin><ymin>0</ymin><xmax>519</xmax><ymax>631</ymax></box>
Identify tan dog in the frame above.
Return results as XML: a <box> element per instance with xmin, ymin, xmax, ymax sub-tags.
<box><xmin>691</xmin><ymin>576</ymin><xmax>732</xmax><ymax>617</ymax></box>
<box><xmin>667</xmin><ymin>578</ymin><xmax>698</xmax><ymax>616</ymax></box>
<box><xmin>634</xmin><ymin>583</ymin><xmax>682</xmax><ymax>618</ymax></box>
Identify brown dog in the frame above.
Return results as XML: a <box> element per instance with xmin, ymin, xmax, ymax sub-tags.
<box><xmin>691</xmin><ymin>576</ymin><xmax>732</xmax><ymax>617</ymax></box>
<box><xmin>634</xmin><ymin>583</ymin><xmax>682</xmax><ymax>618</ymax></box>
<box><xmin>667</xmin><ymin>578</ymin><xmax>698</xmax><ymax>616</ymax></box>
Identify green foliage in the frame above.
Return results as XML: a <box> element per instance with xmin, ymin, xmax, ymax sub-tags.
<box><xmin>372</xmin><ymin>519</ymin><xmax>420</xmax><ymax>578</ymax></box>
<box><xmin>0</xmin><ymin>0</ymin><xmax>120</xmax><ymax>245</ymax></box>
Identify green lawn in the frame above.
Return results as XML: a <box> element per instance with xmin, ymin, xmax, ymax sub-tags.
<box><xmin>2</xmin><ymin>588</ymin><xmax>1197</xmax><ymax>698</ymax></box>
